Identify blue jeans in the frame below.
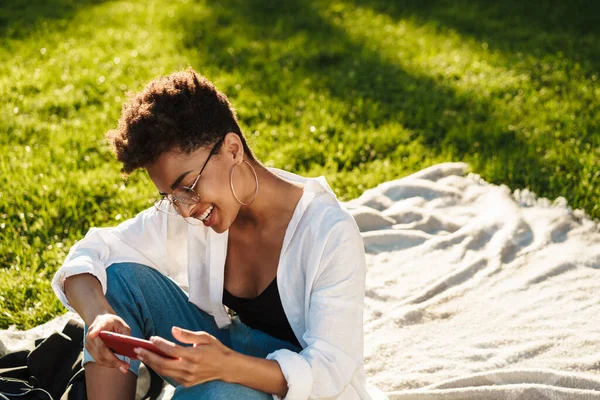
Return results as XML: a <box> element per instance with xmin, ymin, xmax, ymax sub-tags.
<box><xmin>82</xmin><ymin>262</ymin><xmax>303</xmax><ymax>399</ymax></box>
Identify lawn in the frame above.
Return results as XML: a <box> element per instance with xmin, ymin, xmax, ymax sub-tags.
<box><xmin>1</xmin><ymin>0</ymin><xmax>598</xmax><ymax>329</ymax></box>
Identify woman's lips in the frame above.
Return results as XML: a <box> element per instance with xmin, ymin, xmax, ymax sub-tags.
<box><xmin>203</xmin><ymin>206</ymin><xmax>215</xmax><ymax>226</ymax></box>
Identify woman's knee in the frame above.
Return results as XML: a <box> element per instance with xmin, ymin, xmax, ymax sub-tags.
<box><xmin>105</xmin><ymin>262</ymin><xmax>157</xmax><ymax>294</ymax></box>
<box><xmin>104</xmin><ymin>262</ymin><xmax>155</xmax><ymax>313</ymax></box>
<box><xmin>172</xmin><ymin>380</ymin><xmax>272</xmax><ymax>400</ymax></box>
<box><xmin>106</xmin><ymin>262</ymin><xmax>155</xmax><ymax>282</ymax></box>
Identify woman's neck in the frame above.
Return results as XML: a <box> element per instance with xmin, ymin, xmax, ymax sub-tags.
<box><xmin>232</xmin><ymin>161</ymin><xmax>305</xmax><ymax>233</ymax></box>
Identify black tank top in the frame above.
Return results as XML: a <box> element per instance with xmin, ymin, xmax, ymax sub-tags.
<box><xmin>222</xmin><ymin>277</ymin><xmax>302</xmax><ymax>349</ymax></box>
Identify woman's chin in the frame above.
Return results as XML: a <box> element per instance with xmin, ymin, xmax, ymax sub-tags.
<box><xmin>209</xmin><ymin>212</ymin><xmax>228</xmax><ymax>233</ymax></box>
<box><xmin>212</xmin><ymin>222</ymin><xmax>228</xmax><ymax>234</ymax></box>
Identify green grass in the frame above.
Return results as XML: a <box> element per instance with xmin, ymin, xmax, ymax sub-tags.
<box><xmin>0</xmin><ymin>0</ymin><xmax>598</xmax><ymax>329</ymax></box>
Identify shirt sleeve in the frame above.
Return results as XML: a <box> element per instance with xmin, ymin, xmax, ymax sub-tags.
<box><xmin>266</xmin><ymin>217</ymin><xmax>367</xmax><ymax>399</ymax></box>
<box><xmin>51</xmin><ymin>206</ymin><xmax>170</xmax><ymax>313</ymax></box>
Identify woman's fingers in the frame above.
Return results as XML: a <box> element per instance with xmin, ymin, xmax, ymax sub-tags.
<box><xmin>98</xmin><ymin>340</ymin><xmax>129</xmax><ymax>368</ymax></box>
<box><xmin>116</xmin><ymin>321</ymin><xmax>131</xmax><ymax>336</ymax></box>
<box><xmin>148</xmin><ymin>336</ymin><xmax>187</xmax><ymax>359</ymax></box>
<box><xmin>134</xmin><ymin>346</ymin><xmax>187</xmax><ymax>379</ymax></box>
<box><xmin>85</xmin><ymin>314</ymin><xmax>133</xmax><ymax>371</ymax></box>
<box><xmin>87</xmin><ymin>325</ymin><xmax>100</xmax><ymax>339</ymax></box>
<box><xmin>86</xmin><ymin>336</ymin><xmax>129</xmax><ymax>370</ymax></box>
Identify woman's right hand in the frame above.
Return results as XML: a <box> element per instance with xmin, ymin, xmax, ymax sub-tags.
<box><xmin>85</xmin><ymin>313</ymin><xmax>132</xmax><ymax>374</ymax></box>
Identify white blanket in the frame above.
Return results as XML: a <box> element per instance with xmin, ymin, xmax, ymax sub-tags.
<box><xmin>347</xmin><ymin>162</ymin><xmax>600</xmax><ymax>399</ymax></box>
<box><xmin>2</xmin><ymin>162</ymin><xmax>599</xmax><ymax>399</ymax></box>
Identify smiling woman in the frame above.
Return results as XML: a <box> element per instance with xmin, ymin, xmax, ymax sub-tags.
<box><xmin>105</xmin><ymin>69</ymin><xmax>261</xmax><ymax>231</ymax></box>
<box><xmin>51</xmin><ymin>68</ymin><xmax>372</xmax><ymax>399</ymax></box>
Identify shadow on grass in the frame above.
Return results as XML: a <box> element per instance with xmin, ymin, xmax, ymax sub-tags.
<box><xmin>0</xmin><ymin>0</ymin><xmax>109</xmax><ymax>40</ymax></box>
<box><xmin>176</xmin><ymin>0</ymin><xmax>564</xmax><ymax>197</ymax></box>
<box><xmin>348</xmin><ymin>0</ymin><xmax>600</xmax><ymax>73</ymax></box>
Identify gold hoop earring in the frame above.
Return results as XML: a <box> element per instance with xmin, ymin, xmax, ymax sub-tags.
<box><xmin>230</xmin><ymin>160</ymin><xmax>259</xmax><ymax>206</ymax></box>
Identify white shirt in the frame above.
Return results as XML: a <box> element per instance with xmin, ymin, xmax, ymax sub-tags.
<box><xmin>51</xmin><ymin>167</ymin><xmax>371</xmax><ymax>399</ymax></box>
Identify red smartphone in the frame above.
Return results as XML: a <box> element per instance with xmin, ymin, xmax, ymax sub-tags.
<box><xmin>99</xmin><ymin>331</ymin><xmax>178</xmax><ymax>360</ymax></box>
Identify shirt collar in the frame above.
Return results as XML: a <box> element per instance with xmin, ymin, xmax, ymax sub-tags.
<box><xmin>266</xmin><ymin>167</ymin><xmax>337</xmax><ymax>200</ymax></box>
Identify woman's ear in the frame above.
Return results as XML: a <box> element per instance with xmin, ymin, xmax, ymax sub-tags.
<box><xmin>223</xmin><ymin>132</ymin><xmax>244</xmax><ymax>162</ymax></box>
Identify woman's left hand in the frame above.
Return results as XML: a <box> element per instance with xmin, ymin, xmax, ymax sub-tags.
<box><xmin>134</xmin><ymin>327</ymin><xmax>233</xmax><ymax>388</ymax></box>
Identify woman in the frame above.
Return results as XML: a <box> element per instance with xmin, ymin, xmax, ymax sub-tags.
<box><xmin>51</xmin><ymin>68</ymin><xmax>370</xmax><ymax>399</ymax></box>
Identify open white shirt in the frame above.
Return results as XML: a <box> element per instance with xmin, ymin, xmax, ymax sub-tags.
<box><xmin>51</xmin><ymin>167</ymin><xmax>371</xmax><ymax>399</ymax></box>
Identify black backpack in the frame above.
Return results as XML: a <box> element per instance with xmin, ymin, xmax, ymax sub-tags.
<box><xmin>0</xmin><ymin>319</ymin><xmax>164</xmax><ymax>400</ymax></box>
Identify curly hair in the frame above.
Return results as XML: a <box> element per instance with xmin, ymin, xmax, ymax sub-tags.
<box><xmin>106</xmin><ymin>67</ymin><xmax>256</xmax><ymax>175</ymax></box>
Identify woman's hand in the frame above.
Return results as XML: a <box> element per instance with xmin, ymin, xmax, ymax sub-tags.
<box><xmin>85</xmin><ymin>313</ymin><xmax>132</xmax><ymax>374</ymax></box>
<box><xmin>134</xmin><ymin>327</ymin><xmax>234</xmax><ymax>388</ymax></box>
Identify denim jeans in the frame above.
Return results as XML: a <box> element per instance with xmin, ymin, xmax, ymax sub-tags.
<box><xmin>82</xmin><ymin>262</ymin><xmax>303</xmax><ymax>399</ymax></box>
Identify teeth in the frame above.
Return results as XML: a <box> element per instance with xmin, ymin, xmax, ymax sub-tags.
<box><xmin>199</xmin><ymin>205</ymin><xmax>214</xmax><ymax>221</ymax></box>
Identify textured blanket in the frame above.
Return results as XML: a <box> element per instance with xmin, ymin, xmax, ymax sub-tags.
<box><xmin>2</xmin><ymin>162</ymin><xmax>599</xmax><ymax>399</ymax></box>
<box><xmin>347</xmin><ymin>162</ymin><xmax>600</xmax><ymax>399</ymax></box>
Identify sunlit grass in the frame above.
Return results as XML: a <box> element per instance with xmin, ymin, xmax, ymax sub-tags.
<box><xmin>324</xmin><ymin>1</ymin><xmax>598</xmax><ymax>211</ymax></box>
<box><xmin>0</xmin><ymin>0</ymin><xmax>598</xmax><ymax>329</ymax></box>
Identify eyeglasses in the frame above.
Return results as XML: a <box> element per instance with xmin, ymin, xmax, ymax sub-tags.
<box><xmin>154</xmin><ymin>136</ymin><xmax>225</xmax><ymax>218</ymax></box>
